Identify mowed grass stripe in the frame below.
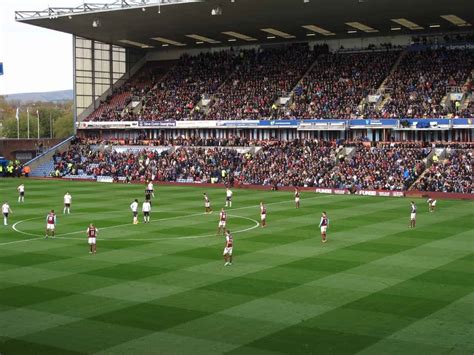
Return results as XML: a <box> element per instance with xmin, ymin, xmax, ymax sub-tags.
<box><xmin>159</xmin><ymin>218</ymin><xmax>473</xmax><ymax>350</ymax></box>
<box><xmin>0</xmin><ymin>178</ymin><xmax>472</xmax><ymax>354</ymax></box>
<box><xmin>231</xmin><ymin>240</ymin><xmax>473</xmax><ymax>354</ymax></box>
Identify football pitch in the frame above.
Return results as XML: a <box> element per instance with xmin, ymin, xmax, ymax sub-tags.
<box><xmin>0</xmin><ymin>178</ymin><xmax>473</xmax><ymax>355</ymax></box>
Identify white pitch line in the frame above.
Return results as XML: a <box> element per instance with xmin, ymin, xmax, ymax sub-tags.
<box><xmin>7</xmin><ymin>194</ymin><xmax>323</xmax><ymax>244</ymax></box>
<box><xmin>57</xmin><ymin>214</ymin><xmax>260</xmax><ymax>242</ymax></box>
<box><xmin>11</xmin><ymin>211</ymin><xmax>207</xmax><ymax>239</ymax></box>
<box><xmin>0</xmin><ymin>237</ymin><xmax>43</xmax><ymax>246</ymax></box>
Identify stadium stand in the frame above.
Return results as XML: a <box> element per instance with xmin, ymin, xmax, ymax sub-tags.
<box><xmin>86</xmin><ymin>62</ymin><xmax>169</xmax><ymax>122</ymax></box>
<box><xmin>315</xmin><ymin>143</ymin><xmax>430</xmax><ymax>190</ymax></box>
<box><xmin>286</xmin><ymin>51</ymin><xmax>400</xmax><ymax>119</ymax></box>
<box><xmin>139</xmin><ymin>51</ymin><xmax>236</xmax><ymax>121</ymax></box>
<box><xmin>81</xmin><ymin>46</ymin><xmax>473</xmax><ymax>122</ymax></box>
<box><xmin>377</xmin><ymin>48</ymin><xmax>474</xmax><ymax>118</ymax></box>
<box><xmin>413</xmin><ymin>147</ymin><xmax>473</xmax><ymax>193</ymax></box>
<box><xmin>237</xmin><ymin>140</ymin><xmax>338</xmax><ymax>186</ymax></box>
<box><xmin>206</xmin><ymin>44</ymin><xmax>318</xmax><ymax>120</ymax></box>
<box><xmin>44</xmin><ymin>139</ymin><xmax>474</xmax><ymax>193</ymax></box>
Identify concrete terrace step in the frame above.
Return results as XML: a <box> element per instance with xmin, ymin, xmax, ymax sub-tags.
<box><xmin>31</xmin><ymin>159</ymin><xmax>55</xmax><ymax>177</ymax></box>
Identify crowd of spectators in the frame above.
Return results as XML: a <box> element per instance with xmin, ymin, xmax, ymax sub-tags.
<box><xmin>285</xmin><ymin>51</ymin><xmax>399</xmax><ymax>119</ymax></box>
<box><xmin>460</xmin><ymin>99</ymin><xmax>474</xmax><ymax>118</ymax></box>
<box><xmin>84</xmin><ymin>45</ymin><xmax>474</xmax><ymax>122</ymax></box>
<box><xmin>81</xmin><ymin>135</ymin><xmax>256</xmax><ymax>147</ymax></box>
<box><xmin>413</xmin><ymin>148</ymin><xmax>473</xmax><ymax>193</ymax></box>
<box><xmin>315</xmin><ymin>143</ymin><xmax>430</xmax><ymax>190</ymax></box>
<box><xmin>139</xmin><ymin>52</ymin><xmax>236</xmax><ymax>121</ymax></box>
<box><xmin>237</xmin><ymin>140</ymin><xmax>338</xmax><ymax>186</ymax></box>
<box><xmin>87</xmin><ymin>62</ymin><xmax>165</xmax><ymax>122</ymax></box>
<box><xmin>52</xmin><ymin>139</ymin><xmax>474</xmax><ymax>193</ymax></box>
<box><xmin>377</xmin><ymin>48</ymin><xmax>473</xmax><ymax>118</ymax></box>
<box><xmin>206</xmin><ymin>44</ymin><xmax>318</xmax><ymax>120</ymax></box>
<box><xmin>53</xmin><ymin>138</ymin><xmax>338</xmax><ymax>186</ymax></box>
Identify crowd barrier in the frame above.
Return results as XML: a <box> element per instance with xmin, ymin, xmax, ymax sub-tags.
<box><xmin>30</xmin><ymin>176</ymin><xmax>474</xmax><ymax>200</ymax></box>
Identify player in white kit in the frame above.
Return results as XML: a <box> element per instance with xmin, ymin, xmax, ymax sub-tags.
<box><xmin>17</xmin><ymin>184</ymin><xmax>25</xmax><ymax>203</ymax></box>
<box><xmin>130</xmin><ymin>199</ymin><xmax>139</xmax><ymax>225</ymax></box>
<box><xmin>2</xmin><ymin>202</ymin><xmax>12</xmax><ymax>226</ymax></box>
<box><xmin>142</xmin><ymin>200</ymin><xmax>151</xmax><ymax>223</ymax></box>
<box><xmin>294</xmin><ymin>188</ymin><xmax>300</xmax><ymax>208</ymax></box>
<box><xmin>146</xmin><ymin>181</ymin><xmax>155</xmax><ymax>198</ymax></box>
<box><xmin>204</xmin><ymin>193</ymin><xmax>212</xmax><ymax>214</ymax></box>
<box><xmin>225</xmin><ymin>188</ymin><xmax>233</xmax><ymax>207</ymax></box>
<box><xmin>427</xmin><ymin>198</ymin><xmax>437</xmax><ymax>213</ymax></box>
<box><xmin>63</xmin><ymin>192</ymin><xmax>72</xmax><ymax>214</ymax></box>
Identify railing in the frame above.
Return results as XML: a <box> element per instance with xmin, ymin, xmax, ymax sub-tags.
<box><xmin>15</xmin><ymin>0</ymin><xmax>201</xmax><ymax>21</ymax></box>
<box><xmin>447</xmin><ymin>86</ymin><xmax>464</xmax><ymax>94</ymax></box>
<box><xmin>24</xmin><ymin>136</ymin><xmax>75</xmax><ymax>171</ymax></box>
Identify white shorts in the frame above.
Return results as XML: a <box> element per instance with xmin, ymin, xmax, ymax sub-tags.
<box><xmin>410</xmin><ymin>213</ymin><xmax>416</xmax><ymax>220</ymax></box>
<box><xmin>46</xmin><ymin>224</ymin><xmax>55</xmax><ymax>231</ymax></box>
<box><xmin>320</xmin><ymin>226</ymin><xmax>327</xmax><ymax>233</ymax></box>
<box><xmin>88</xmin><ymin>237</ymin><xmax>96</xmax><ymax>245</ymax></box>
<box><xmin>261</xmin><ymin>214</ymin><xmax>266</xmax><ymax>221</ymax></box>
<box><xmin>295</xmin><ymin>197</ymin><xmax>300</xmax><ymax>203</ymax></box>
<box><xmin>223</xmin><ymin>247</ymin><xmax>233</xmax><ymax>255</ymax></box>
<box><xmin>205</xmin><ymin>202</ymin><xmax>210</xmax><ymax>208</ymax></box>
<box><xmin>219</xmin><ymin>221</ymin><xmax>226</xmax><ymax>228</ymax></box>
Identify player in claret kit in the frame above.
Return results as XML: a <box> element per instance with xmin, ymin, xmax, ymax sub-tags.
<box><xmin>217</xmin><ymin>208</ymin><xmax>227</xmax><ymax>236</ymax></box>
<box><xmin>204</xmin><ymin>193</ymin><xmax>212</xmax><ymax>214</ymax></box>
<box><xmin>427</xmin><ymin>198</ymin><xmax>437</xmax><ymax>213</ymax></box>
<box><xmin>319</xmin><ymin>211</ymin><xmax>329</xmax><ymax>243</ymax></box>
<box><xmin>409</xmin><ymin>201</ymin><xmax>417</xmax><ymax>228</ymax></box>
<box><xmin>45</xmin><ymin>209</ymin><xmax>57</xmax><ymax>239</ymax></box>
<box><xmin>225</xmin><ymin>188</ymin><xmax>233</xmax><ymax>207</ymax></box>
<box><xmin>223</xmin><ymin>230</ymin><xmax>233</xmax><ymax>266</ymax></box>
<box><xmin>17</xmin><ymin>184</ymin><xmax>25</xmax><ymax>203</ymax></box>
<box><xmin>260</xmin><ymin>202</ymin><xmax>267</xmax><ymax>228</ymax></box>
<box><xmin>63</xmin><ymin>192</ymin><xmax>72</xmax><ymax>214</ymax></box>
<box><xmin>294</xmin><ymin>188</ymin><xmax>300</xmax><ymax>208</ymax></box>
<box><xmin>87</xmin><ymin>223</ymin><xmax>98</xmax><ymax>254</ymax></box>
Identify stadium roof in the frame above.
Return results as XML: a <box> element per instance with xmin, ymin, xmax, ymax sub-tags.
<box><xmin>15</xmin><ymin>0</ymin><xmax>474</xmax><ymax>50</ymax></box>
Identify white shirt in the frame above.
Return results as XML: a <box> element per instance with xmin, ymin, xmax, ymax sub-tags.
<box><xmin>147</xmin><ymin>182</ymin><xmax>153</xmax><ymax>190</ymax></box>
<box><xmin>64</xmin><ymin>194</ymin><xmax>72</xmax><ymax>204</ymax></box>
<box><xmin>142</xmin><ymin>202</ymin><xmax>151</xmax><ymax>212</ymax></box>
<box><xmin>18</xmin><ymin>185</ymin><xmax>25</xmax><ymax>193</ymax></box>
<box><xmin>130</xmin><ymin>201</ymin><xmax>138</xmax><ymax>212</ymax></box>
<box><xmin>2</xmin><ymin>203</ymin><xmax>10</xmax><ymax>213</ymax></box>
<box><xmin>226</xmin><ymin>190</ymin><xmax>233</xmax><ymax>198</ymax></box>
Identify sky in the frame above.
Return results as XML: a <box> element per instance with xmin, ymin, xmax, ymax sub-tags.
<box><xmin>0</xmin><ymin>0</ymin><xmax>79</xmax><ymax>95</ymax></box>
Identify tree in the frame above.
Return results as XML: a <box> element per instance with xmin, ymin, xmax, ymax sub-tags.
<box><xmin>0</xmin><ymin>100</ymin><xmax>73</xmax><ymax>138</ymax></box>
<box><xmin>54</xmin><ymin>111</ymin><xmax>74</xmax><ymax>138</ymax></box>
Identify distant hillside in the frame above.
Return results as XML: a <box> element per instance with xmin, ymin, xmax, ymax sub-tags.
<box><xmin>4</xmin><ymin>90</ymin><xmax>73</xmax><ymax>103</ymax></box>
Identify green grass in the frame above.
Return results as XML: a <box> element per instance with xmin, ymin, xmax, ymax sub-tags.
<box><xmin>0</xmin><ymin>178</ymin><xmax>473</xmax><ymax>354</ymax></box>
